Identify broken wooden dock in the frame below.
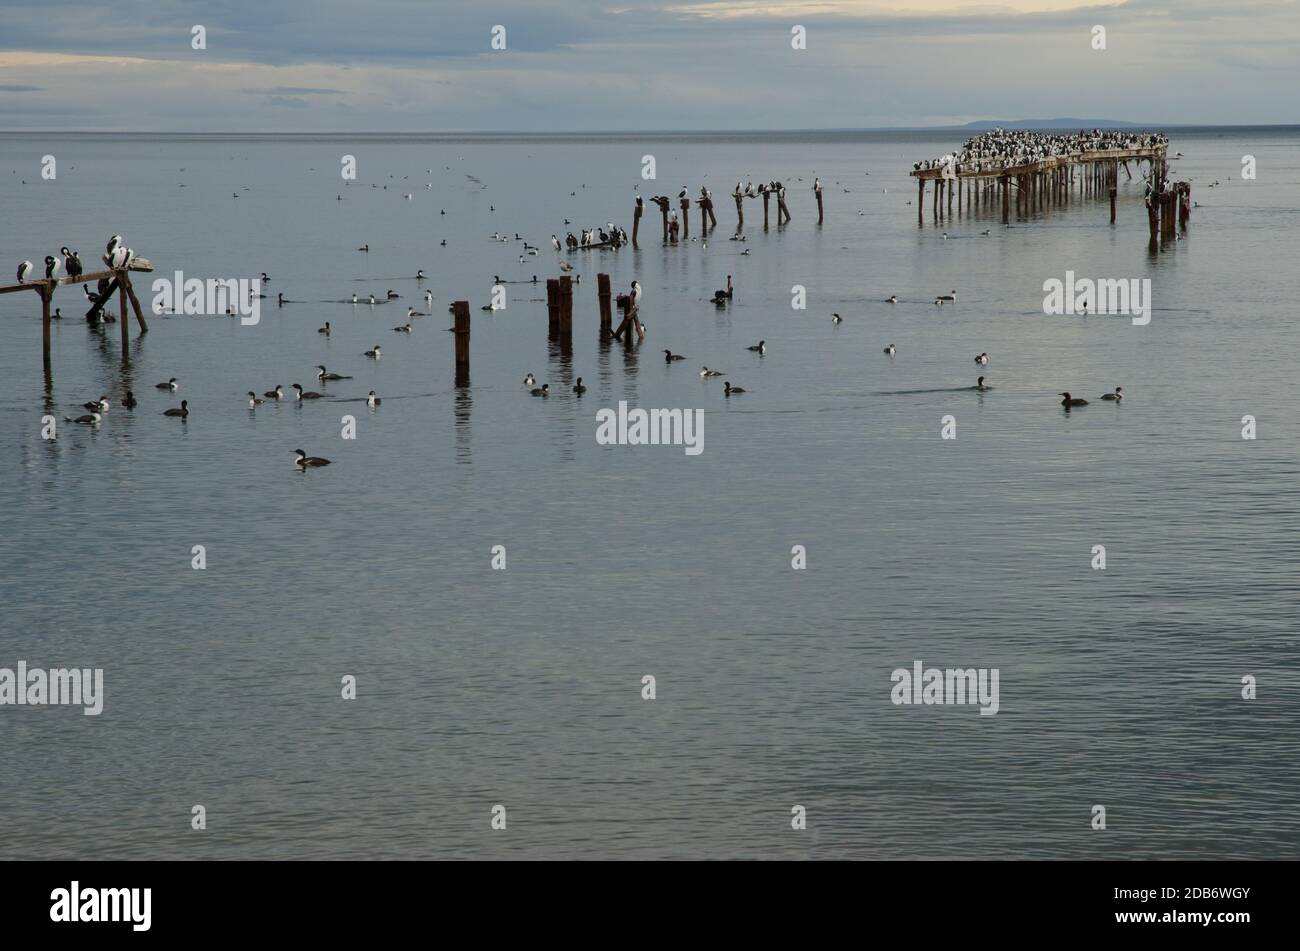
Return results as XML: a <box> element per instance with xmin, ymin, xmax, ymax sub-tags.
<box><xmin>910</xmin><ymin>145</ymin><xmax>1174</xmax><ymax>230</ymax></box>
<box><xmin>0</xmin><ymin>258</ymin><xmax>154</xmax><ymax>371</ymax></box>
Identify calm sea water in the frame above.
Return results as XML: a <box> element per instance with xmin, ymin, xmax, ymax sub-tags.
<box><xmin>1</xmin><ymin>129</ymin><xmax>1298</xmax><ymax>860</ymax></box>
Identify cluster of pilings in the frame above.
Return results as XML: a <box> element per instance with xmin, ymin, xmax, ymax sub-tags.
<box><xmin>911</xmin><ymin>145</ymin><xmax>1170</xmax><ymax>229</ymax></box>
<box><xmin>1148</xmin><ymin>180</ymin><xmax>1191</xmax><ymax>248</ymax></box>
<box><xmin>636</xmin><ymin>183</ymin><xmax>805</xmax><ymax>245</ymax></box>
<box><xmin>644</xmin><ymin>193</ymin><xmax>718</xmax><ymax>245</ymax></box>
<box><xmin>448</xmin><ymin>272</ymin><xmax>641</xmax><ymax>383</ymax></box>
<box><xmin>546</xmin><ymin>276</ymin><xmax>575</xmax><ymax>335</ymax></box>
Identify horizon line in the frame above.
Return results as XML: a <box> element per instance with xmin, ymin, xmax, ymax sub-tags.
<box><xmin>2</xmin><ymin>122</ymin><xmax>1298</xmax><ymax>136</ymax></box>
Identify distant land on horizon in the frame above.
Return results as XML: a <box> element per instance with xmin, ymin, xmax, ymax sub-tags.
<box><xmin>958</xmin><ymin>118</ymin><xmax>1145</xmax><ymax>129</ymax></box>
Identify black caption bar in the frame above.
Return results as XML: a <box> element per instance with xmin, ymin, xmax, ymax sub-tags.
<box><xmin>0</xmin><ymin>860</ymin><xmax>1279</xmax><ymax>938</ymax></box>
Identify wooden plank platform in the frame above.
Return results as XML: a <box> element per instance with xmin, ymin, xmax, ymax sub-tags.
<box><xmin>910</xmin><ymin>147</ymin><xmax>1165</xmax><ymax>180</ymax></box>
<box><xmin>0</xmin><ymin>258</ymin><xmax>154</xmax><ymax>296</ymax></box>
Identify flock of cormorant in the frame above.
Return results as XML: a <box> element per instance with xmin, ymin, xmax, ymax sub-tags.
<box><xmin>913</xmin><ymin>128</ymin><xmax>1170</xmax><ymax>176</ymax></box>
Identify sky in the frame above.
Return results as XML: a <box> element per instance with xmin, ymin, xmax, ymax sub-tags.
<box><xmin>0</xmin><ymin>0</ymin><xmax>1296</xmax><ymax>131</ymax></box>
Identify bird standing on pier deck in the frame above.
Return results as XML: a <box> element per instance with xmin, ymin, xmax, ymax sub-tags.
<box><xmin>16</xmin><ymin>260</ymin><xmax>32</xmax><ymax>283</ymax></box>
<box><xmin>630</xmin><ymin>281</ymin><xmax>642</xmax><ymax>309</ymax></box>
<box><xmin>44</xmin><ymin>256</ymin><xmax>60</xmax><ymax>280</ymax></box>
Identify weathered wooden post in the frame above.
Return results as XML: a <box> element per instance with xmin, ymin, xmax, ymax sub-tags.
<box><xmin>1001</xmin><ymin>175</ymin><xmax>1010</xmax><ymax>224</ymax></box>
<box><xmin>1109</xmin><ymin>185</ymin><xmax>1117</xmax><ymax>224</ymax></box>
<box><xmin>815</xmin><ymin>181</ymin><xmax>824</xmax><ymax>224</ymax></box>
<box><xmin>734</xmin><ymin>188</ymin><xmax>744</xmax><ymax>230</ymax></box>
<box><xmin>451</xmin><ymin>300</ymin><xmax>470</xmax><ymax>384</ymax></box>
<box><xmin>546</xmin><ymin>278</ymin><xmax>560</xmax><ymax>331</ymax></box>
<box><xmin>41</xmin><ymin>283</ymin><xmax>52</xmax><ymax>372</ymax></box>
<box><xmin>680</xmin><ymin>196</ymin><xmax>690</xmax><ymax>240</ymax></box>
<box><xmin>117</xmin><ymin>276</ymin><xmax>130</xmax><ymax>348</ymax></box>
<box><xmin>558</xmin><ymin>275</ymin><xmax>573</xmax><ymax>333</ymax></box>
<box><xmin>612</xmin><ymin>295</ymin><xmax>643</xmax><ymax>341</ymax></box>
<box><xmin>597</xmin><ymin>273</ymin><xmax>612</xmax><ymax>336</ymax></box>
<box><xmin>777</xmin><ymin>185</ymin><xmax>791</xmax><ymax>224</ymax></box>
<box><xmin>654</xmin><ymin>196</ymin><xmax>670</xmax><ymax>241</ymax></box>
<box><xmin>918</xmin><ymin>178</ymin><xmax>925</xmax><ymax>225</ymax></box>
<box><xmin>122</xmin><ymin>273</ymin><xmax>149</xmax><ymax>333</ymax></box>
<box><xmin>632</xmin><ymin>196</ymin><xmax>643</xmax><ymax>248</ymax></box>
<box><xmin>764</xmin><ymin>189</ymin><xmax>772</xmax><ymax>229</ymax></box>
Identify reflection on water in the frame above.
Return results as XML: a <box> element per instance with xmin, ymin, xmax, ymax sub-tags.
<box><xmin>2</xmin><ymin>130</ymin><xmax>1299</xmax><ymax>859</ymax></box>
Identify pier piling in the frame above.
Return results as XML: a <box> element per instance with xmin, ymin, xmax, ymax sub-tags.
<box><xmin>546</xmin><ymin>278</ymin><xmax>560</xmax><ymax>331</ymax></box>
<box><xmin>558</xmin><ymin>275</ymin><xmax>573</xmax><ymax>333</ymax></box>
<box><xmin>597</xmin><ymin>273</ymin><xmax>612</xmax><ymax>336</ymax></box>
<box><xmin>452</xmin><ymin>300</ymin><xmax>470</xmax><ymax>382</ymax></box>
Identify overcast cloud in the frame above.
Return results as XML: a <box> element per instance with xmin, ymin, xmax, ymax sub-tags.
<box><xmin>0</xmin><ymin>0</ymin><xmax>1296</xmax><ymax>130</ymax></box>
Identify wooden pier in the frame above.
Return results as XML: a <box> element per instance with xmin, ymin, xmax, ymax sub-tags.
<box><xmin>910</xmin><ymin>145</ymin><xmax>1176</xmax><ymax>230</ymax></box>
